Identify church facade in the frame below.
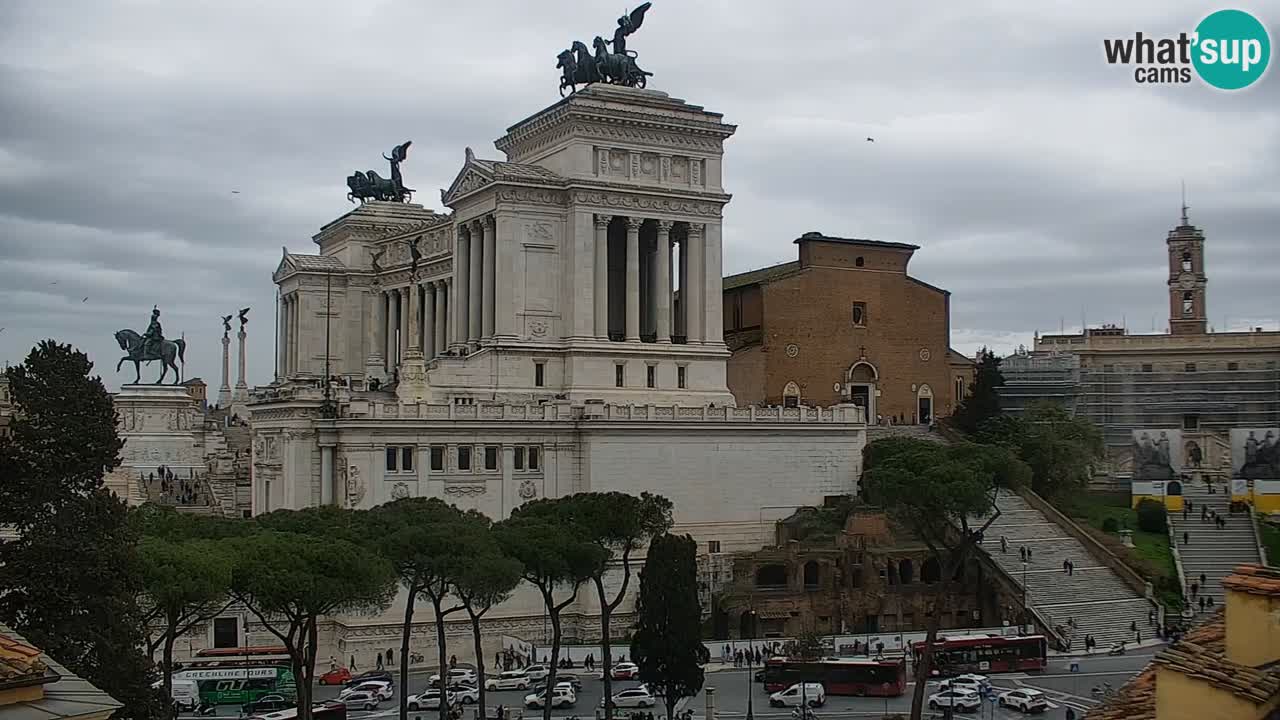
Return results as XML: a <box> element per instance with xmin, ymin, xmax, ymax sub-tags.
<box><xmin>244</xmin><ymin>85</ymin><xmax>867</xmax><ymax>665</ymax></box>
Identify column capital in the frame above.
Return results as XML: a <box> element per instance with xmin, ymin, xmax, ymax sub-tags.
<box><xmin>594</xmin><ymin>214</ymin><xmax>613</xmax><ymax>228</ymax></box>
<box><xmin>456</xmin><ymin>224</ymin><xmax>470</xmax><ymax>241</ymax></box>
<box><xmin>686</xmin><ymin>222</ymin><xmax>705</xmax><ymax>239</ymax></box>
<box><xmin>470</xmin><ymin>217</ymin><xmax>486</xmax><ymax>233</ymax></box>
<box><xmin>656</xmin><ymin>219</ymin><xmax>675</xmax><ymax>233</ymax></box>
<box><xmin>624</xmin><ymin>216</ymin><xmax>645</xmax><ymax>231</ymax></box>
<box><xmin>482</xmin><ymin>214</ymin><xmax>496</xmax><ymax>230</ymax></box>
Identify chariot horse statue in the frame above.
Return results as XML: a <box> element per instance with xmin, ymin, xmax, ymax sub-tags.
<box><xmin>557</xmin><ymin>4</ymin><xmax>653</xmax><ymax>95</ymax></box>
<box><xmin>114</xmin><ymin>306</ymin><xmax>186</xmax><ymax>384</ymax></box>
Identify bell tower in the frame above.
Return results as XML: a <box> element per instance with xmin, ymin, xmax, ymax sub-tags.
<box><xmin>1167</xmin><ymin>201</ymin><xmax>1207</xmax><ymax>336</ymax></box>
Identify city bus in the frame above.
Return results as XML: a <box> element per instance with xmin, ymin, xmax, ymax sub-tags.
<box><xmin>174</xmin><ymin>646</ymin><xmax>297</xmax><ymax>706</ymax></box>
<box><xmin>911</xmin><ymin>634</ymin><xmax>1047</xmax><ymax>676</ymax></box>
<box><xmin>762</xmin><ymin>657</ymin><xmax>907</xmax><ymax>697</ymax></box>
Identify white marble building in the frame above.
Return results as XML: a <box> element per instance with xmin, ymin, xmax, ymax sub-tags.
<box><xmin>243</xmin><ymin>85</ymin><xmax>867</xmax><ymax>665</ymax></box>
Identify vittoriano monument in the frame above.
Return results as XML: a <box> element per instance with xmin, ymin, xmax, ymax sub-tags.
<box><xmin>115</xmin><ymin>306</ymin><xmax>187</xmax><ymax>385</ymax></box>
<box><xmin>346</xmin><ymin>140</ymin><xmax>413</xmax><ymax>203</ymax></box>
<box><xmin>557</xmin><ymin>3</ymin><xmax>654</xmax><ymax>96</ymax></box>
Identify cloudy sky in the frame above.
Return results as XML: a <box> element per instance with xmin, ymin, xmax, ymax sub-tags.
<box><xmin>1</xmin><ymin>0</ymin><xmax>1277</xmax><ymax>390</ymax></box>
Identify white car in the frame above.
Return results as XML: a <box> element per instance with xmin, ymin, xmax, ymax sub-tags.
<box><xmin>336</xmin><ymin>691</ymin><xmax>381</xmax><ymax>711</ymax></box>
<box><xmin>339</xmin><ymin>681</ymin><xmax>394</xmax><ymax>701</ymax></box>
<box><xmin>524</xmin><ymin>665</ymin><xmax>550</xmax><ymax>681</ymax></box>
<box><xmin>997</xmin><ymin>688</ymin><xmax>1050</xmax><ymax>714</ymax></box>
<box><xmin>768</xmin><ymin>682</ymin><xmax>826</xmax><ymax>708</ymax></box>
<box><xmin>429</xmin><ymin>668</ymin><xmax>478</xmax><ymax>686</ymax></box>
<box><xmin>603</xmin><ymin>688</ymin><xmax>656</xmax><ymax>709</ymax></box>
<box><xmin>407</xmin><ymin>690</ymin><xmax>453</xmax><ymax>711</ymax></box>
<box><xmin>611</xmin><ymin>662</ymin><xmax>640</xmax><ymax>680</ymax></box>
<box><xmin>448</xmin><ymin>685</ymin><xmax>480</xmax><ymax>704</ymax></box>
<box><xmin>524</xmin><ymin>686</ymin><xmax>577</xmax><ymax>709</ymax></box>
<box><xmin>928</xmin><ymin>689</ymin><xmax>981</xmax><ymax>713</ymax></box>
<box><xmin>485</xmin><ymin>670</ymin><xmax>531</xmax><ymax>691</ymax></box>
<box><xmin>940</xmin><ymin>674</ymin><xmax>990</xmax><ymax>694</ymax></box>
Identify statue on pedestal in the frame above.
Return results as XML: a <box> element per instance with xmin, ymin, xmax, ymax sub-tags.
<box><xmin>558</xmin><ymin>3</ymin><xmax>653</xmax><ymax>95</ymax></box>
<box><xmin>114</xmin><ymin>306</ymin><xmax>187</xmax><ymax>384</ymax></box>
<box><xmin>346</xmin><ymin>141</ymin><xmax>414</xmax><ymax>204</ymax></box>
<box><xmin>221</xmin><ymin>314</ymin><xmax>233</xmax><ymax>338</ymax></box>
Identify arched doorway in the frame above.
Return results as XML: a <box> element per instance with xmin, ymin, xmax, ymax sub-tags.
<box><xmin>917</xmin><ymin>384</ymin><xmax>934</xmax><ymax>424</ymax></box>
<box><xmin>803</xmin><ymin>561</ymin><xmax>820</xmax><ymax>589</ymax></box>
<box><xmin>783</xmin><ymin>382</ymin><xmax>801</xmax><ymax>408</ymax></box>
<box><xmin>846</xmin><ymin>362</ymin><xmax>878</xmax><ymax>422</ymax></box>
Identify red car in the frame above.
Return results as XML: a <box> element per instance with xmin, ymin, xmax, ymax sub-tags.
<box><xmin>319</xmin><ymin>667</ymin><xmax>353</xmax><ymax>685</ymax></box>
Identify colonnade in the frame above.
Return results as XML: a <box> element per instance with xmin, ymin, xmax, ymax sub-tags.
<box><xmin>593</xmin><ymin>214</ymin><xmax>709</xmax><ymax>344</ymax></box>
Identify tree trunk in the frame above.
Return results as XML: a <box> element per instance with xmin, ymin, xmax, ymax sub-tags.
<box><xmin>292</xmin><ymin>647</ymin><xmax>311</xmax><ymax>720</ymax></box>
<box><xmin>543</xmin><ymin>606</ymin><xmax>562</xmax><ymax>720</ymax></box>
<box><xmin>596</xmin><ymin>577</ymin><xmax>615</xmax><ymax>720</ymax></box>
<box><xmin>300</xmin><ymin>616</ymin><xmax>319</xmax><ymax>720</ymax></box>
<box><xmin>469</xmin><ymin>609</ymin><xmax>487</xmax><ymax>720</ymax></box>
<box><xmin>399</xmin><ymin>587</ymin><xmax>418</xmax><ymax>720</ymax></box>
<box><xmin>665</xmin><ymin>690</ymin><xmax>677</xmax><ymax>720</ymax></box>
<box><xmin>432</xmin><ymin>597</ymin><xmax>451</xmax><ymax>720</ymax></box>
<box><xmin>909</xmin><ymin>576</ymin><xmax>952</xmax><ymax>720</ymax></box>
<box><xmin>162</xmin><ymin>616</ymin><xmax>176</xmax><ymax>716</ymax></box>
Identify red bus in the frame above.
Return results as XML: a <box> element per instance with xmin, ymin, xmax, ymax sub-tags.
<box><xmin>911</xmin><ymin>634</ymin><xmax>1047</xmax><ymax>676</ymax></box>
<box><xmin>762</xmin><ymin>657</ymin><xmax>907</xmax><ymax>697</ymax></box>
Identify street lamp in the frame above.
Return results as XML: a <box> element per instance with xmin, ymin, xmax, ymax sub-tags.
<box><xmin>745</xmin><ymin>610</ymin><xmax>757</xmax><ymax>720</ymax></box>
<box><xmin>319</xmin><ymin>269</ymin><xmax>338</xmax><ymax>419</ymax></box>
<box><xmin>1021</xmin><ymin>559</ymin><xmax>1029</xmax><ymax>633</ymax></box>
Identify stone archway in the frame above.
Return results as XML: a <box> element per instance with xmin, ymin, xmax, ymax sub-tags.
<box><xmin>917</xmin><ymin>384</ymin><xmax>934</xmax><ymax>424</ymax></box>
<box><xmin>846</xmin><ymin>361</ymin><xmax>878</xmax><ymax>422</ymax></box>
<box><xmin>783</xmin><ymin>381</ymin><xmax>801</xmax><ymax>408</ymax></box>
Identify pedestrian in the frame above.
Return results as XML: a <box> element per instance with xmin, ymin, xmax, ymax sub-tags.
<box><xmin>1020</xmin><ymin>546</ymin><xmax>1027</xmax><ymax>562</ymax></box>
<box><xmin>330</xmin><ymin>655</ymin><xmax>338</xmax><ymax>671</ymax></box>
<box><xmin>450</xmin><ymin>654</ymin><xmax>457</xmax><ymax>669</ymax></box>
<box><xmin>1200</xmin><ymin>572</ymin><xmax>1207</xmax><ymax>587</ymax></box>
<box><xmin>1001</xmin><ymin>535</ymin><xmax>1008</xmax><ymax>553</ymax></box>
<box><xmin>1201</xmin><ymin>506</ymin><xmax>1208</xmax><ymax>521</ymax></box>
<box><xmin>1206</xmin><ymin>595</ymin><xmax>1214</xmax><ymax>608</ymax></box>
<box><xmin>1027</xmin><ymin>547</ymin><xmax>1033</xmax><ymax>561</ymax></box>
<box><xmin>1063</xmin><ymin>559</ymin><xmax>1070</xmax><ymax>574</ymax></box>
<box><xmin>1069</xmin><ymin>560</ymin><xmax>1075</xmax><ymax>576</ymax></box>
<box><xmin>376</xmin><ymin>653</ymin><xmax>383</xmax><ymax>670</ymax></box>
<box><xmin>1198</xmin><ymin>597</ymin><xmax>1206</xmax><ymax>612</ymax></box>
<box><xmin>1187</xmin><ymin>499</ymin><xmax>1194</xmax><ymax>512</ymax></box>
<box><xmin>1130</xmin><ymin>620</ymin><xmax>1137</xmax><ymax>635</ymax></box>
<box><xmin>1183</xmin><ymin>531</ymin><xmax>1190</xmax><ymax>546</ymax></box>
<box><xmin>1191</xmin><ymin>581</ymin><xmax>1199</xmax><ymax>597</ymax></box>
<box><xmin>350</xmin><ymin>655</ymin><xmax>356</xmax><ymax>671</ymax></box>
<box><xmin>1135</xmin><ymin>629</ymin><xmax>1141</xmax><ymax>643</ymax></box>
<box><xmin>1147</xmin><ymin>609</ymin><xmax>1155</xmax><ymax>626</ymax></box>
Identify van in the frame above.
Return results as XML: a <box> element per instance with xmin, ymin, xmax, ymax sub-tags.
<box><xmin>169</xmin><ymin>680</ymin><xmax>200</xmax><ymax>711</ymax></box>
<box><xmin>768</xmin><ymin>682</ymin><xmax>825</xmax><ymax>708</ymax></box>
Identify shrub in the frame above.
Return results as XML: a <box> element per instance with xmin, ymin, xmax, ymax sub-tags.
<box><xmin>1102</xmin><ymin>517</ymin><xmax>1120</xmax><ymax>533</ymax></box>
<box><xmin>1136</xmin><ymin>499</ymin><xmax>1168</xmax><ymax>534</ymax></box>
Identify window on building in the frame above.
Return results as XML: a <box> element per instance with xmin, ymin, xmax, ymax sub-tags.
<box><xmin>514</xmin><ymin>446</ymin><xmax>526</xmax><ymax>470</ymax></box>
<box><xmin>213</xmin><ymin>617</ymin><xmax>239</xmax><ymax>649</ymax></box>
<box><xmin>1228</xmin><ymin>361</ymin><xmax>1239</xmax><ymax>371</ymax></box>
<box><xmin>1183</xmin><ymin>415</ymin><xmax>1199</xmax><ymax>430</ymax></box>
<box><xmin>385</xmin><ymin>447</ymin><xmax>398</xmax><ymax>472</ymax></box>
<box><xmin>954</xmin><ymin>377</ymin><xmax>964</xmax><ymax>402</ymax></box>
<box><xmin>1181</xmin><ymin>251</ymin><xmax>1192</xmax><ymax>272</ymax></box>
<box><xmin>484</xmin><ymin>446</ymin><xmax>498</xmax><ymax>471</ymax></box>
<box><xmin>430</xmin><ymin>446</ymin><xmax>445</xmax><ymax>471</ymax></box>
<box><xmin>678</xmin><ymin>366</ymin><xmax>687</xmax><ymax>389</ymax></box>
<box><xmin>1185</xmin><ymin>362</ymin><xmax>1197</xmax><ymax>373</ymax></box>
<box><xmin>615</xmin><ymin>364</ymin><xmax>625</xmax><ymax>388</ymax></box>
<box><xmin>646</xmin><ymin>365</ymin><xmax>656</xmax><ymax>388</ymax></box>
<box><xmin>534</xmin><ymin>362</ymin><xmax>545</xmax><ymax>387</ymax></box>
<box><xmin>855</xmin><ymin>256</ymin><xmax>865</xmax><ymax>267</ymax></box>
<box><xmin>528</xmin><ymin>446</ymin><xmax>540</xmax><ymax>471</ymax></box>
<box><xmin>401</xmin><ymin>447</ymin><xmax>414</xmax><ymax>472</ymax></box>
<box><xmin>708</xmin><ymin>540</ymin><xmax>721</xmax><ymax>554</ymax></box>
<box><xmin>851</xmin><ymin>302</ymin><xmax>867</xmax><ymax>327</ymax></box>
<box><xmin>1182</xmin><ymin>291</ymin><xmax>1194</xmax><ymax>316</ymax></box>
<box><xmin>1142</xmin><ymin>363</ymin><xmax>1153</xmax><ymax>373</ymax></box>
<box><xmin>457</xmin><ymin>446</ymin><xmax>472</xmax><ymax>471</ymax></box>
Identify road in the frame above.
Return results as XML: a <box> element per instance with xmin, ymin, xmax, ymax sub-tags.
<box><xmin>187</xmin><ymin>648</ymin><xmax>1159</xmax><ymax>720</ymax></box>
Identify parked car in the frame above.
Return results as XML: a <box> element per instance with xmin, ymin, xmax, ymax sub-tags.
<box><xmin>339</xmin><ymin>680</ymin><xmax>394</xmax><ymax>701</ymax></box>
<box><xmin>940</xmin><ymin>674</ymin><xmax>991</xmax><ymax>694</ymax></box>
<box><xmin>242</xmin><ymin>695</ymin><xmax>295</xmax><ymax>715</ymax></box>
<box><xmin>485</xmin><ymin>670</ymin><xmax>531</xmax><ymax>691</ymax></box>
<box><xmin>336</xmin><ymin>691</ymin><xmax>381</xmax><ymax>711</ymax></box>
<box><xmin>768</xmin><ymin>683</ymin><xmax>826</xmax><ymax>708</ymax></box>
<box><xmin>429</xmin><ymin>668</ymin><xmax>478</xmax><ymax>686</ymax></box>
<box><xmin>344</xmin><ymin>670</ymin><xmax>393</xmax><ymax>687</ymax></box>
<box><xmin>318</xmin><ymin>667</ymin><xmax>353</xmax><ymax>686</ymax></box>
<box><xmin>997</xmin><ymin>688</ymin><xmax>1050</xmax><ymax>714</ymax></box>
<box><xmin>557</xmin><ymin>673</ymin><xmax>584</xmax><ymax>691</ymax></box>
<box><xmin>928</xmin><ymin>689</ymin><xmax>981</xmax><ymax>713</ymax></box>
<box><xmin>602</xmin><ymin>688</ymin><xmax>656</xmax><ymax>709</ymax></box>
<box><xmin>611</xmin><ymin>662</ymin><xmax>640</xmax><ymax>680</ymax></box>
<box><xmin>448</xmin><ymin>685</ymin><xmax>480</xmax><ymax>704</ymax></box>
<box><xmin>524</xmin><ymin>685</ymin><xmax>577</xmax><ymax>709</ymax></box>
<box><xmin>753</xmin><ymin>669</ymin><xmax>766</xmax><ymax>683</ymax></box>
<box><xmin>407</xmin><ymin>690</ymin><xmax>454</xmax><ymax>711</ymax></box>
<box><xmin>523</xmin><ymin>665</ymin><xmax>550</xmax><ymax>682</ymax></box>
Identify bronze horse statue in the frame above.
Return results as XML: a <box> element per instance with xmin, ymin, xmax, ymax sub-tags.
<box><xmin>114</xmin><ymin>329</ymin><xmax>186</xmax><ymax>385</ymax></box>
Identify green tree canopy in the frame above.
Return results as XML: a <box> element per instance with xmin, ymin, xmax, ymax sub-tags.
<box><xmin>630</xmin><ymin>534</ymin><xmax>709</xmax><ymax>720</ymax></box>
<box><xmin>976</xmin><ymin>400</ymin><xmax>1103</xmax><ymax>498</ymax></box>
<box><xmin>451</xmin><ymin>515</ymin><xmax>522</xmax><ymax>715</ymax></box>
<box><xmin>952</xmin><ymin>347</ymin><xmax>1004</xmax><ymax>435</ymax></box>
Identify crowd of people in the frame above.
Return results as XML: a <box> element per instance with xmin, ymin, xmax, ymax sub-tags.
<box><xmin>142</xmin><ymin>464</ymin><xmax>207</xmax><ymax>506</ymax></box>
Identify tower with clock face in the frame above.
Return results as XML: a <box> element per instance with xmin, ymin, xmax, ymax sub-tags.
<box><xmin>1167</xmin><ymin>206</ymin><xmax>1208</xmax><ymax>336</ymax></box>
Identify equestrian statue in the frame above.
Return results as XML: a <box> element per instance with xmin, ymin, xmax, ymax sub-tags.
<box><xmin>558</xmin><ymin>3</ymin><xmax>653</xmax><ymax>96</ymax></box>
<box><xmin>347</xmin><ymin>141</ymin><xmax>414</xmax><ymax>203</ymax></box>
<box><xmin>114</xmin><ymin>306</ymin><xmax>187</xmax><ymax>385</ymax></box>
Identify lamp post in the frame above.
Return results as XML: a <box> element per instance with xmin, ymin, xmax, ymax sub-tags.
<box><xmin>1021</xmin><ymin>559</ymin><xmax>1029</xmax><ymax>633</ymax></box>
<box><xmin>745</xmin><ymin>610</ymin><xmax>757</xmax><ymax>720</ymax></box>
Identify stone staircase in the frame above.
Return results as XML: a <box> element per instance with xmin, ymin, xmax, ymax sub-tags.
<box><xmin>980</xmin><ymin>490</ymin><xmax>1155</xmax><ymax>648</ymax></box>
<box><xmin>1168</xmin><ymin>480</ymin><xmax>1262</xmax><ymax>606</ymax></box>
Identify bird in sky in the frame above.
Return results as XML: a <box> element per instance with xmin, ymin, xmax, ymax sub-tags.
<box><xmin>82</xmin><ymin>297</ymin><xmax>88</xmax><ymax>302</ymax></box>
<box><xmin>866</xmin><ymin>137</ymin><xmax>875</xmax><ymax>142</ymax></box>
<box><xmin>231</xmin><ymin>190</ymin><xmax>240</xmax><ymax>194</ymax></box>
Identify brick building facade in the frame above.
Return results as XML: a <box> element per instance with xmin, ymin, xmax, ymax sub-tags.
<box><xmin>723</xmin><ymin>232</ymin><xmax>972</xmax><ymax>424</ymax></box>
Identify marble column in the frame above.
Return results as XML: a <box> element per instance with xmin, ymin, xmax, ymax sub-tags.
<box><xmin>366</xmin><ymin>287</ymin><xmax>385</xmax><ymax>378</ymax></box>
<box><xmin>320</xmin><ymin>445</ymin><xmax>334</xmax><ymax>506</ymax></box>
<box><xmin>435</xmin><ymin>281</ymin><xmax>448</xmax><ymax>356</ymax></box>
<box><xmin>625</xmin><ymin>217</ymin><xmax>642</xmax><ymax>342</ymax></box>
<box><xmin>282</xmin><ymin>296</ymin><xmax>290</xmax><ymax>375</ymax></box>
<box><xmin>290</xmin><ymin>295</ymin><xmax>300</xmax><ymax>374</ymax></box>
<box><xmin>406</xmin><ymin>284</ymin><xmax>421</xmax><ymax>353</ymax></box>
<box><xmin>655</xmin><ymin>221</ymin><xmax>673</xmax><ymax>342</ymax></box>
<box><xmin>468</xmin><ymin>220</ymin><xmax>483</xmax><ymax>345</ymax></box>
<box><xmin>234</xmin><ymin>326</ymin><xmax>248</xmax><ymax>399</ymax></box>
<box><xmin>398</xmin><ymin>287</ymin><xmax>410</xmax><ymax>363</ymax></box>
<box><xmin>481</xmin><ymin>216</ymin><xmax>496</xmax><ymax>341</ymax></box>
<box><xmin>383</xmin><ymin>291</ymin><xmax>395</xmax><ymax>372</ymax></box>
<box><xmin>685</xmin><ymin>223</ymin><xmax>705</xmax><ymax>343</ymax></box>
<box><xmin>594</xmin><ymin>215</ymin><xmax>611</xmax><ymax>339</ymax></box>
<box><xmin>276</xmin><ymin>295</ymin><xmax>286</xmax><ymax>379</ymax></box>
<box><xmin>422</xmin><ymin>281</ymin><xmax>436</xmax><ymax>359</ymax></box>
<box><xmin>219</xmin><ymin>334</ymin><xmax>232</xmax><ymax>405</ymax></box>
<box><xmin>455</xmin><ymin>227</ymin><xmax>470</xmax><ymax>351</ymax></box>
<box><xmin>677</xmin><ymin>238</ymin><xmax>687</xmax><ymax>339</ymax></box>
<box><xmin>388</xmin><ymin>290</ymin><xmax>400</xmax><ymax>369</ymax></box>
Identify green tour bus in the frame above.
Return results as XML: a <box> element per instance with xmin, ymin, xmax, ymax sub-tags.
<box><xmin>174</xmin><ymin>646</ymin><xmax>297</xmax><ymax>706</ymax></box>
